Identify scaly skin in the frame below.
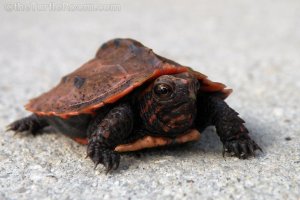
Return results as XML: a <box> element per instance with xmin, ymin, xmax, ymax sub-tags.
<box><xmin>196</xmin><ymin>94</ymin><xmax>262</xmax><ymax>158</ymax></box>
<box><xmin>86</xmin><ymin>103</ymin><xmax>134</xmax><ymax>173</ymax></box>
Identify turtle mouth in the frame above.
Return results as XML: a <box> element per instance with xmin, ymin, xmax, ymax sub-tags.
<box><xmin>173</xmin><ymin>101</ymin><xmax>190</xmax><ymax>112</ymax></box>
<box><xmin>172</xmin><ymin>100</ymin><xmax>196</xmax><ymax>114</ymax></box>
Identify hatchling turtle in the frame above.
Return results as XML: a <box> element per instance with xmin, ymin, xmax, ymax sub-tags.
<box><xmin>8</xmin><ymin>38</ymin><xmax>261</xmax><ymax>172</ymax></box>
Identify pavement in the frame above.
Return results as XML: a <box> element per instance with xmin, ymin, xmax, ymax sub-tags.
<box><xmin>0</xmin><ymin>0</ymin><xmax>299</xmax><ymax>199</ymax></box>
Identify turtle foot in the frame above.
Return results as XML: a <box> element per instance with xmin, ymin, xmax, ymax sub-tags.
<box><xmin>87</xmin><ymin>142</ymin><xmax>120</xmax><ymax>174</ymax></box>
<box><xmin>223</xmin><ymin>138</ymin><xmax>262</xmax><ymax>159</ymax></box>
<box><xmin>7</xmin><ymin>115</ymin><xmax>46</xmax><ymax>135</ymax></box>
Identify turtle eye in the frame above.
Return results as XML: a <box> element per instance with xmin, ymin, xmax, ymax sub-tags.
<box><xmin>154</xmin><ymin>83</ymin><xmax>173</xmax><ymax>98</ymax></box>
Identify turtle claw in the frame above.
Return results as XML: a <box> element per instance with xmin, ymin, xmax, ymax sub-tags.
<box><xmin>94</xmin><ymin>161</ymin><xmax>100</xmax><ymax>170</ymax></box>
<box><xmin>87</xmin><ymin>142</ymin><xmax>120</xmax><ymax>173</ymax></box>
<box><xmin>257</xmin><ymin>145</ymin><xmax>263</xmax><ymax>153</ymax></box>
<box><xmin>7</xmin><ymin>120</ymin><xmax>25</xmax><ymax>133</ymax></box>
<box><xmin>5</xmin><ymin>125</ymin><xmax>13</xmax><ymax>132</ymax></box>
<box><xmin>105</xmin><ymin>163</ymin><xmax>113</xmax><ymax>175</ymax></box>
<box><xmin>223</xmin><ymin>138</ymin><xmax>262</xmax><ymax>159</ymax></box>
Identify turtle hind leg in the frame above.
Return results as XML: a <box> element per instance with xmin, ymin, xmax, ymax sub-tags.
<box><xmin>7</xmin><ymin>114</ymin><xmax>49</xmax><ymax>135</ymax></box>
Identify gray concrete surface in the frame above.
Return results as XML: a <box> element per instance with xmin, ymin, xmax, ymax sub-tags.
<box><xmin>0</xmin><ymin>0</ymin><xmax>300</xmax><ymax>199</ymax></box>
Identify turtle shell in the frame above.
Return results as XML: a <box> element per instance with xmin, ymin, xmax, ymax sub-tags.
<box><xmin>26</xmin><ymin>38</ymin><xmax>232</xmax><ymax>118</ymax></box>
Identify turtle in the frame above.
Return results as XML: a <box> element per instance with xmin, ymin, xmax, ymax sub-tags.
<box><xmin>7</xmin><ymin>38</ymin><xmax>261</xmax><ymax>172</ymax></box>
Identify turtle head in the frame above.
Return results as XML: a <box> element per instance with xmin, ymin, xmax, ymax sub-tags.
<box><xmin>139</xmin><ymin>72</ymin><xmax>200</xmax><ymax>135</ymax></box>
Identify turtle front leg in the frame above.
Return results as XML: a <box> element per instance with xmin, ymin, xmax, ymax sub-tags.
<box><xmin>87</xmin><ymin>103</ymin><xmax>134</xmax><ymax>173</ymax></box>
<box><xmin>196</xmin><ymin>94</ymin><xmax>262</xmax><ymax>159</ymax></box>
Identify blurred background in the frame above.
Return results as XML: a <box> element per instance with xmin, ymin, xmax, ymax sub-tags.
<box><xmin>0</xmin><ymin>0</ymin><xmax>299</xmax><ymax>199</ymax></box>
